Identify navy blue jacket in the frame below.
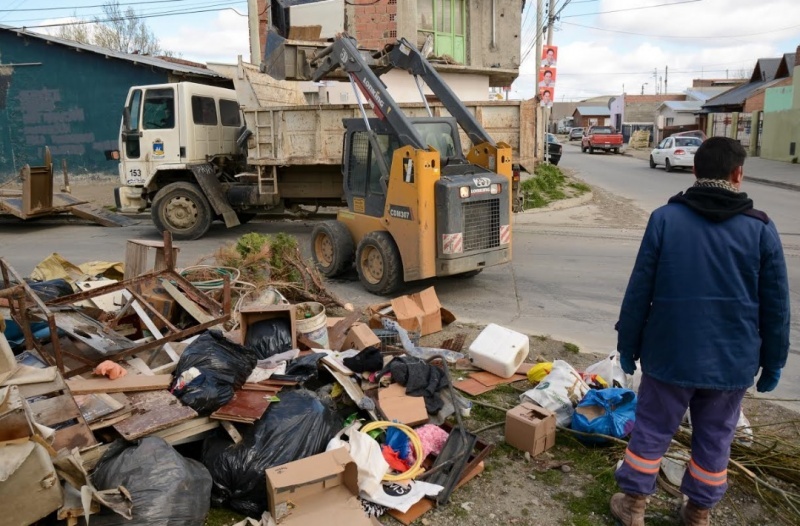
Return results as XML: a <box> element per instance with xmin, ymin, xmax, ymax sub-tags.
<box><xmin>617</xmin><ymin>188</ymin><xmax>790</xmax><ymax>389</ymax></box>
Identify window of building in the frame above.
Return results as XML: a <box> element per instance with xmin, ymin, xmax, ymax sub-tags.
<box><xmin>191</xmin><ymin>96</ymin><xmax>218</xmax><ymax>126</ymax></box>
<box><xmin>417</xmin><ymin>0</ymin><xmax>466</xmax><ymax>64</ymax></box>
<box><xmin>219</xmin><ymin>99</ymin><xmax>241</xmax><ymax>127</ymax></box>
<box><xmin>665</xmin><ymin>117</ymin><xmax>674</xmax><ymax>127</ymax></box>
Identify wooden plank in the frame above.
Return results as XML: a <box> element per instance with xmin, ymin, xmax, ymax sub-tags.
<box><xmin>68</xmin><ymin>202</ymin><xmax>135</xmax><ymax>227</ymax></box>
<box><xmin>113</xmin><ymin>390</ymin><xmax>197</xmax><ymax>441</ymax></box>
<box><xmin>16</xmin><ymin>373</ymin><xmax>67</xmax><ymax>399</ymax></box>
<box><xmin>52</xmin><ymin>422</ymin><xmax>98</xmax><ymax>451</ymax></box>
<box><xmin>161</xmin><ymin>280</ymin><xmax>215</xmax><ymax>324</ymax></box>
<box><xmin>220</xmin><ymin>420</ymin><xmax>243</xmax><ymax>444</ymax></box>
<box><xmin>327</xmin><ymin>312</ymin><xmax>360</xmax><ymax>351</ymax></box>
<box><xmin>211</xmin><ymin>390</ymin><xmax>271</xmax><ymax>423</ymax></box>
<box><xmin>66</xmin><ymin>374</ymin><xmax>172</xmax><ymax>394</ymax></box>
<box><xmin>324</xmin><ymin>364</ymin><xmax>378</xmax><ymax>421</ymax></box>
<box><xmin>73</xmin><ymin>393</ymin><xmax>126</xmax><ymax>423</ymax></box>
<box><xmin>126</xmin><ymin>356</ymin><xmax>155</xmax><ymax>375</ymax></box>
<box><xmin>121</xmin><ymin>291</ymin><xmax>180</xmax><ymax>362</ymax></box>
<box><xmin>152</xmin><ymin>416</ymin><xmax>219</xmax><ymax>445</ymax></box>
<box><xmin>29</xmin><ymin>393</ymin><xmax>81</xmax><ymax>427</ymax></box>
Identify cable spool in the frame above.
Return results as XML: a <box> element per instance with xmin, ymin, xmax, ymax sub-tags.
<box><xmin>360</xmin><ymin>421</ymin><xmax>425</xmax><ymax>481</ymax></box>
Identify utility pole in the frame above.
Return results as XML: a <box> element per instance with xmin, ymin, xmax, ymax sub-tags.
<box><xmin>665</xmin><ymin>65</ymin><xmax>668</xmax><ymax>94</ymax></box>
<box><xmin>535</xmin><ymin>0</ymin><xmax>544</xmax><ymax>161</ymax></box>
<box><xmin>544</xmin><ymin>0</ymin><xmax>555</xmax><ymax>162</ymax></box>
<box><xmin>653</xmin><ymin>68</ymin><xmax>658</xmax><ymax>94</ymax></box>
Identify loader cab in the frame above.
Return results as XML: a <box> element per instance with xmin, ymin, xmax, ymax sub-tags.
<box><xmin>341</xmin><ymin>117</ymin><xmax>462</xmax><ymax>217</ymax></box>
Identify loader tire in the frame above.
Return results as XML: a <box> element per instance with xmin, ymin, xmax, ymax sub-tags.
<box><xmin>151</xmin><ymin>181</ymin><xmax>213</xmax><ymax>240</ymax></box>
<box><xmin>311</xmin><ymin>220</ymin><xmax>355</xmax><ymax>277</ymax></box>
<box><xmin>356</xmin><ymin>231</ymin><xmax>403</xmax><ymax>296</ymax></box>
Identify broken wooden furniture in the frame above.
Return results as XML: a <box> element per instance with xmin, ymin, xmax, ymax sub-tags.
<box><xmin>0</xmin><ymin>238</ymin><xmax>231</xmax><ymax>377</ymax></box>
<box><xmin>0</xmin><ymin>146</ymin><xmax>134</xmax><ymax>227</ymax></box>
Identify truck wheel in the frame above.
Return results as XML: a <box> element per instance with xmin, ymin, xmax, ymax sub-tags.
<box><xmin>649</xmin><ymin>156</ymin><xmax>656</xmax><ymax>169</ymax></box>
<box><xmin>151</xmin><ymin>182</ymin><xmax>213</xmax><ymax>240</ymax></box>
<box><xmin>665</xmin><ymin>158</ymin><xmax>674</xmax><ymax>173</ymax></box>
<box><xmin>356</xmin><ymin>231</ymin><xmax>403</xmax><ymax>295</ymax></box>
<box><xmin>311</xmin><ymin>220</ymin><xmax>354</xmax><ymax>277</ymax></box>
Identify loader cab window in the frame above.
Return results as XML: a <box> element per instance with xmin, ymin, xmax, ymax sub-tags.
<box><xmin>143</xmin><ymin>88</ymin><xmax>175</xmax><ymax>130</ymax></box>
<box><xmin>347</xmin><ymin>131</ymin><xmax>398</xmax><ymax>217</ymax></box>
<box><xmin>192</xmin><ymin>96</ymin><xmax>218</xmax><ymax>125</ymax></box>
<box><xmin>124</xmin><ymin>89</ymin><xmax>142</xmax><ymax>159</ymax></box>
<box><xmin>219</xmin><ymin>99</ymin><xmax>241</xmax><ymax>127</ymax></box>
<box><xmin>416</xmin><ymin>122</ymin><xmax>458</xmax><ymax>158</ymax></box>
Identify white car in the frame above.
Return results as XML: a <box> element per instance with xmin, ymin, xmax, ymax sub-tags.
<box><xmin>649</xmin><ymin>136</ymin><xmax>703</xmax><ymax>172</ymax></box>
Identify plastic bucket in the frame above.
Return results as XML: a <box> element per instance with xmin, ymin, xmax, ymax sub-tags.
<box><xmin>296</xmin><ymin>301</ymin><xmax>329</xmax><ymax>348</ymax></box>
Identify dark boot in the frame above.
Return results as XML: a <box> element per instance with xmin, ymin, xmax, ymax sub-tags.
<box><xmin>610</xmin><ymin>492</ymin><xmax>646</xmax><ymax>526</ymax></box>
<box><xmin>680</xmin><ymin>500</ymin><xmax>710</xmax><ymax>526</ymax></box>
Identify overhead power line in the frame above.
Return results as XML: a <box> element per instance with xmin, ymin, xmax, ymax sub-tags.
<box><xmin>0</xmin><ymin>0</ymin><xmax>201</xmax><ymax>12</ymax></box>
<box><xmin>562</xmin><ymin>20</ymin><xmax>800</xmax><ymax>39</ymax></box>
<box><xmin>561</xmin><ymin>0</ymin><xmax>702</xmax><ymax>18</ymax></box>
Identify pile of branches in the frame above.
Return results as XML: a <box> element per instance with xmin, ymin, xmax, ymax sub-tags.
<box><xmin>190</xmin><ymin>232</ymin><xmax>349</xmax><ymax>310</ymax></box>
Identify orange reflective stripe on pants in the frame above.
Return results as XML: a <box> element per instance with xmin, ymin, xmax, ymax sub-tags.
<box><xmin>688</xmin><ymin>459</ymin><xmax>727</xmax><ymax>487</ymax></box>
<box><xmin>623</xmin><ymin>449</ymin><xmax>661</xmax><ymax>475</ymax></box>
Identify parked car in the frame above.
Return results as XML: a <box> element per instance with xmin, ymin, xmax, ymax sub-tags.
<box><xmin>672</xmin><ymin>130</ymin><xmax>707</xmax><ymax>142</ymax></box>
<box><xmin>582</xmin><ymin>126</ymin><xmax>624</xmax><ymax>154</ymax></box>
<box><xmin>568</xmin><ymin>127</ymin><xmax>584</xmax><ymax>141</ymax></box>
<box><xmin>650</xmin><ymin>135</ymin><xmax>703</xmax><ymax>172</ymax></box>
<box><xmin>546</xmin><ymin>133</ymin><xmax>562</xmax><ymax>165</ymax></box>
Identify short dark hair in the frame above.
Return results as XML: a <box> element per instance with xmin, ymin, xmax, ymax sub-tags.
<box><xmin>693</xmin><ymin>137</ymin><xmax>747</xmax><ymax>180</ymax></box>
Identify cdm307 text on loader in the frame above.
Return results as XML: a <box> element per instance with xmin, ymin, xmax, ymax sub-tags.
<box><xmin>308</xmin><ymin>35</ymin><xmax>514</xmax><ymax>295</ymax></box>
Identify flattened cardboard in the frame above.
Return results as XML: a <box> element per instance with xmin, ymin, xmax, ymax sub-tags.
<box><xmin>0</xmin><ymin>441</ymin><xmax>63</xmax><ymax>526</ymax></box>
<box><xmin>240</xmin><ymin>304</ymin><xmax>297</xmax><ymax>350</ymax></box>
<box><xmin>470</xmin><ymin>371</ymin><xmax>527</xmax><ymax>387</ymax></box>
<box><xmin>453</xmin><ymin>378</ymin><xmax>494</xmax><ymax>396</ymax></box>
<box><xmin>504</xmin><ymin>402</ymin><xmax>556</xmax><ymax>457</ymax></box>
<box><xmin>368</xmin><ymin>287</ymin><xmax>455</xmax><ymax>337</ymax></box>
<box><xmin>266</xmin><ymin>448</ymin><xmax>380</xmax><ymax>526</ymax></box>
<box><xmin>0</xmin><ymin>385</ymin><xmax>35</xmax><ymax>442</ymax></box>
<box><xmin>342</xmin><ymin>323</ymin><xmax>381</xmax><ymax>351</ymax></box>
<box><xmin>377</xmin><ymin>383</ymin><xmax>428</xmax><ymax>426</ymax></box>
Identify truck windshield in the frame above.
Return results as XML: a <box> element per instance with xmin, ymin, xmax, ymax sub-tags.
<box><xmin>143</xmin><ymin>88</ymin><xmax>175</xmax><ymax>130</ymax></box>
<box><xmin>593</xmin><ymin>127</ymin><xmax>613</xmax><ymax>134</ymax></box>
<box><xmin>415</xmin><ymin>122</ymin><xmax>457</xmax><ymax>157</ymax></box>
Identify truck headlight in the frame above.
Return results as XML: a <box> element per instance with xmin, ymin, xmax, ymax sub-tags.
<box><xmin>490</xmin><ymin>183</ymin><xmax>501</xmax><ymax>195</ymax></box>
<box><xmin>459</xmin><ymin>186</ymin><xmax>471</xmax><ymax>198</ymax></box>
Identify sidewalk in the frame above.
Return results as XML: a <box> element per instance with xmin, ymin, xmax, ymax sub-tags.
<box><xmin>620</xmin><ymin>145</ymin><xmax>800</xmax><ymax>191</ymax></box>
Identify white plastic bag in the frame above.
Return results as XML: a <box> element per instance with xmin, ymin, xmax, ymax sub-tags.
<box><xmin>584</xmin><ymin>351</ymin><xmax>630</xmax><ymax>389</ymax></box>
<box><xmin>520</xmin><ymin>360</ymin><xmax>590</xmax><ymax>426</ymax></box>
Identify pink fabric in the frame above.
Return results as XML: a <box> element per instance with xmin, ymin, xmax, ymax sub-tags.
<box><xmin>408</xmin><ymin>424</ymin><xmax>450</xmax><ymax>464</ymax></box>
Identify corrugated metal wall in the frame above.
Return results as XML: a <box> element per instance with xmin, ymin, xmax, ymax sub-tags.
<box><xmin>0</xmin><ymin>32</ymin><xmax>167</xmax><ymax>180</ymax></box>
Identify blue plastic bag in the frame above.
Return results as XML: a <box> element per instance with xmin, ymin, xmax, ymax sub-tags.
<box><xmin>571</xmin><ymin>388</ymin><xmax>637</xmax><ymax>444</ymax></box>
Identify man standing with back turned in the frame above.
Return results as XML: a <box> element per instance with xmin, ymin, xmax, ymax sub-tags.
<box><xmin>611</xmin><ymin>137</ymin><xmax>790</xmax><ymax>526</ymax></box>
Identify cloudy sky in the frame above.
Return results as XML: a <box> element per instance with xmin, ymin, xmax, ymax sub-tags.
<box><xmin>3</xmin><ymin>0</ymin><xmax>799</xmax><ymax>102</ymax></box>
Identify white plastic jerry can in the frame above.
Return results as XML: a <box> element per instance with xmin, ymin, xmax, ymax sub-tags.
<box><xmin>468</xmin><ymin>323</ymin><xmax>529</xmax><ymax>378</ymax></box>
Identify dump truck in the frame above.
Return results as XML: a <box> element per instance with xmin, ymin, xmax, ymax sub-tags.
<box><xmin>114</xmin><ymin>36</ymin><xmax>535</xmax><ymax>292</ymax></box>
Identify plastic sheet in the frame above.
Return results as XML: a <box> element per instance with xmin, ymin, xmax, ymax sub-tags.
<box><xmin>27</xmin><ymin>278</ymin><xmax>74</xmax><ymax>301</ymax></box>
<box><xmin>91</xmin><ymin>437</ymin><xmax>212</xmax><ymax>526</ymax></box>
<box><xmin>202</xmin><ymin>389</ymin><xmax>341</xmax><ymax>516</ymax></box>
<box><xmin>171</xmin><ymin>330</ymin><xmax>258</xmax><ymax>414</ymax></box>
<box><xmin>571</xmin><ymin>388</ymin><xmax>637</xmax><ymax>444</ymax></box>
<box><xmin>245</xmin><ymin>318</ymin><xmax>294</xmax><ymax>359</ymax></box>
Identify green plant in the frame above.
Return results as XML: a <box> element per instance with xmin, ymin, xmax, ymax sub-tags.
<box><xmin>235</xmin><ymin>232</ymin><xmax>270</xmax><ymax>257</ymax></box>
<box><xmin>568</xmin><ymin>181</ymin><xmax>591</xmax><ymax>194</ymax></box>
<box><xmin>519</xmin><ymin>164</ymin><xmax>568</xmax><ymax>209</ymax></box>
<box><xmin>564</xmin><ymin>342</ymin><xmax>580</xmax><ymax>353</ymax></box>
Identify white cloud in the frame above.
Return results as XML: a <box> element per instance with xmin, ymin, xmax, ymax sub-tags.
<box><xmin>159</xmin><ymin>11</ymin><xmax>249</xmax><ymax>64</ymax></box>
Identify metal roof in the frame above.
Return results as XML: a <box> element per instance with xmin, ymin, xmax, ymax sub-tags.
<box><xmin>684</xmin><ymin>87</ymin><xmax>732</xmax><ymax>102</ymax></box>
<box><xmin>660</xmin><ymin>100</ymin><xmax>704</xmax><ymax>112</ymax></box>
<box><xmin>574</xmin><ymin>105</ymin><xmax>611</xmax><ymax>116</ymax></box>
<box><xmin>0</xmin><ymin>25</ymin><xmax>220</xmax><ymax>79</ymax></box>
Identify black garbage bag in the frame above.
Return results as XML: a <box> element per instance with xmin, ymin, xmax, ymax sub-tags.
<box><xmin>27</xmin><ymin>278</ymin><xmax>73</xmax><ymax>301</ymax></box>
<box><xmin>270</xmin><ymin>352</ymin><xmax>325</xmax><ymax>383</ymax></box>
<box><xmin>91</xmin><ymin>437</ymin><xmax>212</xmax><ymax>526</ymax></box>
<box><xmin>202</xmin><ymin>389</ymin><xmax>341</xmax><ymax>516</ymax></box>
<box><xmin>245</xmin><ymin>318</ymin><xmax>294</xmax><ymax>359</ymax></box>
<box><xmin>171</xmin><ymin>330</ymin><xmax>258</xmax><ymax>414</ymax></box>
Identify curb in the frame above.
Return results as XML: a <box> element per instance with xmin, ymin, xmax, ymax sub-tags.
<box><xmin>514</xmin><ymin>191</ymin><xmax>594</xmax><ymax>220</ymax></box>
<box><xmin>744</xmin><ymin>177</ymin><xmax>800</xmax><ymax>192</ymax></box>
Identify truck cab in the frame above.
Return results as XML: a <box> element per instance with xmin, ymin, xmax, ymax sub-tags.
<box><xmin>116</xmin><ymin>82</ymin><xmax>242</xmax><ymax>214</ymax></box>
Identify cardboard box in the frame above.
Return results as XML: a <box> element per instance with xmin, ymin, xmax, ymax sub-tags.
<box><xmin>377</xmin><ymin>383</ymin><xmax>429</xmax><ymax>426</ymax></box>
<box><xmin>504</xmin><ymin>402</ymin><xmax>556</xmax><ymax>457</ymax></box>
<box><xmin>266</xmin><ymin>448</ymin><xmax>380</xmax><ymax>525</ymax></box>
<box><xmin>0</xmin><ymin>441</ymin><xmax>63</xmax><ymax>525</ymax></box>
<box><xmin>368</xmin><ymin>287</ymin><xmax>455</xmax><ymax>336</ymax></box>
<box><xmin>240</xmin><ymin>304</ymin><xmax>297</xmax><ymax>350</ymax></box>
<box><xmin>341</xmin><ymin>323</ymin><xmax>381</xmax><ymax>351</ymax></box>
<box><xmin>0</xmin><ymin>385</ymin><xmax>35</xmax><ymax>443</ymax></box>
<box><xmin>137</xmin><ymin>282</ymin><xmax>177</xmax><ymax>329</ymax></box>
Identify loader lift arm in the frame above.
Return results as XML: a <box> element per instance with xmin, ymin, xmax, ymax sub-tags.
<box><xmin>385</xmin><ymin>38</ymin><xmax>496</xmax><ymax>148</ymax></box>
<box><xmin>310</xmin><ymin>34</ymin><xmax>427</xmax><ymax>152</ymax></box>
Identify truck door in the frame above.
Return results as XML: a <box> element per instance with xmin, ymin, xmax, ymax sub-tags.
<box><xmin>123</xmin><ymin>87</ymin><xmax>180</xmax><ymax>185</ymax></box>
<box><xmin>190</xmin><ymin>95</ymin><xmax>221</xmax><ymax>158</ymax></box>
<box><xmin>121</xmin><ymin>88</ymin><xmax>145</xmax><ymax>185</ymax></box>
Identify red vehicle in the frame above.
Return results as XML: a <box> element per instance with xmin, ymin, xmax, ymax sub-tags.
<box><xmin>581</xmin><ymin>126</ymin><xmax>624</xmax><ymax>154</ymax></box>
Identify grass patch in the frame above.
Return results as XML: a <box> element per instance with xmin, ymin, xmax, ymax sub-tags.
<box><xmin>568</xmin><ymin>181</ymin><xmax>591</xmax><ymax>194</ymax></box>
<box><xmin>205</xmin><ymin>507</ymin><xmax>246</xmax><ymax>526</ymax></box>
<box><xmin>519</xmin><ymin>164</ymin><xmax>592</xmax><ymax>210</ymax></box>
<box><xmin>564</xmin><ymin>342</ymin><xmax>580</xmax><ymax>353</ymax></box>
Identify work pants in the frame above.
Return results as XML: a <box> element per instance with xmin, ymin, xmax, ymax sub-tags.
<box><xmin>614</xmin><ymin>374</ymin><xmax>747</xmax><ymax>509</ymax></box>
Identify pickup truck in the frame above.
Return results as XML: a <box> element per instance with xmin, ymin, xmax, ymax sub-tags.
<box><xmin>581</xmin><ymin>126</ymin><xmax>624</xmax><ymax>154</ymax></box>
